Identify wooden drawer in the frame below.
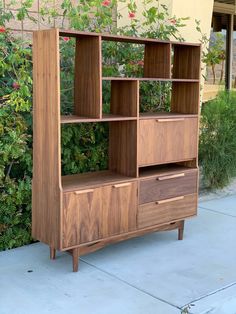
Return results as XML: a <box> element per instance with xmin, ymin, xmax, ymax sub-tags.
<box><xmin>138</xmin><ymin>194</ymin><xmax>197</xmax><ymax>229</ymax></box>
<box><xmin>139</xmin><ymin>117</ymin><xmax>198</xmax><ymax>166</ymax></box>
<box><xmin>63</xmin><ymin>181</ymin><xmax>137</xmax><ymax>248</ymax></box>
<box><xmin>139</xmin><ymin>169</ymin><xmax>198</xmax><ymax>204</ymax></box>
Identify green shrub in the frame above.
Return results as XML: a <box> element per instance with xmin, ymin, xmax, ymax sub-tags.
<box><xmin>199</xmin><ymin>91</ymin><xmax>236</xmax><ymax>189</ymax></box>
<box><xmin>0</xmin><ymin>31</ymin><xmax>32</xmax><ymax>250</ymax></box>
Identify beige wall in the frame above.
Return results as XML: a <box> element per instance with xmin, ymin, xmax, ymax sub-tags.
<box><xmin>171</xmin><ymin>0</ymin><xmax>214</xmax><ymax>43</ymax></box>
<box><xmin>118</xmin><ymin>0</ymin><xmax>213</xmax><ymax>44</ymax></box>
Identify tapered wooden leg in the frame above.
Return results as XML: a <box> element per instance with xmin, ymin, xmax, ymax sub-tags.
<box><xmin>50</xmin><ymin>247</ymin><xmax>56</xmax><ymax>260</ymax></box>
<box><xmin>178</xmin><ymin>220</ymin><xmax>185</xmax><ymax>240</ymax></box>
<box><xmin>72</xmin><ymin>248</ymin><xmax>79</xmax><ymax>272</ymax></box>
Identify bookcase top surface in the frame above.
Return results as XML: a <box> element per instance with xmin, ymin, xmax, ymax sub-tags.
<box><xmin>58</xmin><ymin>29</ymin><xmax>201</xmax><ymax>47</ymax></box>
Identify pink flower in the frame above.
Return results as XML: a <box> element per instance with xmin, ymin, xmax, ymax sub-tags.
<box><xmin>0</xmin><ymin>26</ymin><xmax>5</xmax><ymax>33</ymax></box>
<box><xmin>129</xmin><ymin>12</ymin><xmax>135</xmax><ymax>19</ymax></box>
<box><xmin>137</xmin><ymin>60</ymin><xmax>144</xmax><ymax>66</ymax></box>
<box><xmin>169</xmin><ymin>18</ymin><xmax>177</xmax><ymax>25</ymax></box>
<box><xmin>102</xmin><ymin>0</ymin><xmax>110</xmax><ymax>6</ymax></box>
<box><xmin>12</xmin><ymin>82</ymin><xmax>20</xmax><ymax>89</ymax></box>
<box><xmin>63</xmin><ymin>37</ymin><xmax>70</xmax><ymax>41</ymax></box>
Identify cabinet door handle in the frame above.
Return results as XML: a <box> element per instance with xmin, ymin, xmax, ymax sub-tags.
<box><xmin>113</xmin><ymin>183</ymin><xmax>132</xmax><ymax>188</ymax></box>
<box><xmin>155</xmin><ymin>118</ymin><xmax>184</xmax><ymax>122</ymax></box>
<box><xmin>157</xmin><ymin>173</ymin><xmax>185</xmax><ymax>181</ymax></box>
<box><xmin>74</xmin><ymin>189</ymin><xmax>94</xmax><ymax>195</ymax></box>
<box><xmin>156</xmin><ymin>196</ymin><xmax>184</xmax><ymax>205</ymax></box>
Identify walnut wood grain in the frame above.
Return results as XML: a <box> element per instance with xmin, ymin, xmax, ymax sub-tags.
<box><xmin>109</xmin><ymin>121</ymin><xmax>138</xmax><ymax>177</ymax></box>
<box><xmin>74</xmin><ymin>36</ymin><xmax>102</xmax><ymax>118</ymax></box>
<box><xmin>110</xmin><ymin>80</ymin><xmax>139</xmax><ymax>117</ymax></box>
<box><xmin>62</xmin><ymin>170</ymin><xmax>137</xmax><ymax>192</ymax></box>
<box><xmin>59</xmin><ymin>29</ymin><xmax>201</xmax><ymax>47</ymax></box>
<box><xmin>60</xmin><ymin>113</ymin><xmax>137</xmax><ymax>124</ymax></box>
<box><xmin>75</xmin><ymin>221</ymin><xmax>184</xmax><ymax>255</ymax></box>
<box><xmin>144</xmin><ymin>43</ymin><xmax>171</xmax><ymax>78</ymax></box>
<box><xmin>139</xmin><ymin>117</ymin><xmax>198</xmax><ymax>166</ymax></box>
<box><xmin>171</xmin><ymin>82</ymin><xmax>200</xmax><ymax>114</ymax></box>
<box><xmin>139</xmin><ymin>169</ymin><xmax>198</xmax><ymax>204</ymax></box>
<box><xmin>138</xmin><ymin>194</ymin><xmax>197</xmax><ymax>229</ymax></box>
<box><xmin>64</xmin><ymin>220</ymin><xmax>184</xmax><ymax>252</ymax></box>
<box><xmin>63</xmin><ymin>182</ymin><xmax>137</xmax><ymax>248</ymax></box>
<box><xmin>172</xmin><ymin>44</ymin><xmax>201</xmax><ymax>79</ymax></box>
<box><xmin>32</xmin><ymin>29</ymin><xmax>62</xmax><ymax>250</ymax></box>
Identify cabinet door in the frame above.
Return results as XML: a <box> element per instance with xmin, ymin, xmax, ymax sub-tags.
<box><xmin>139</xmin><ymin>118</ymin><xmax>198</xmax><ymax>166</ymax></box>
<box><xmin>101</xmin><ymin>182</ymin><xmax>137</xmax><ymax>237</ymax></box>
<box><xmin>63</xmin><ymin>188</ymin><xmax>102</xmax><ymax>248</ymax></box>
<box><xmin>63</xmin><ymin>182</ymin><xmax>138</xmax><ymax>248</ymax></box>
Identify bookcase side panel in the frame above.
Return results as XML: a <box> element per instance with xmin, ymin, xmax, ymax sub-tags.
<box><xmin>32</xmin><ymin>29</ymin><xmax>62</xmax><ymax>249</ymax></box>
<box><xmin>74</xmin><ymin>36</ymin><xmax>102</xmax><ymax>118</ymax></box>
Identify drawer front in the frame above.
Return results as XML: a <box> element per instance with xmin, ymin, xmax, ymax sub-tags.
<box><xmin>139</xmin><ymin>169</ymin><xmax>198</xmax><ymax>204</ymax></box>
<box><xmin>63</xmin><ymin>182</ymin><xmax>137</xmax><ymax>248</ymax></box>
<box><xmin>138</xmin><ymin>194</ymin><xmax>197</xmax><ymax>229</ymax></box>
<box><xmin>139</xmin><ymin>118</ymin><xmax>198</xmax><ymax>166</ymax></box>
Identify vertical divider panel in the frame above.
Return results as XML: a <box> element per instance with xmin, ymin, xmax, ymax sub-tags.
<box><xmin>110</xmin><ymin>80</ymin><xmax>139</xmax><ymax>117</ymax></box>
<box><xmin>74</xmin><ymin>35</ymin><xmax>102</xmax><ymax>118</ymax></box>
<box><xmin>144</xmin><ymin>43</ymin><xmax>171</xmax><ymax>78</ymax></box>
<box><xmin>109</xmin><ymin>119</ymin><xmax>138</xmax><ymax>177</ymax></box>
<box><xmin>32</xmin><ymin>29</ymin><xmax>62</xmax><ymax>249</ymax></box>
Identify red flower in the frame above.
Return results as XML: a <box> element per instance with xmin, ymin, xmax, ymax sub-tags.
<box><xmin>63</xmin><ymin>37</ymin><xmax>70</xmax><ymax>41</ymax></box>
<box><xmin>12</xmin><ymin>82</ymin><xmax>20</xmax><ymax>89</ymax></box>
<box><xmin>129</xmin><ymin>12</ymin><xmax>135</xmax><ymax>19</ymax></box>
<box><xmin>102</xmin><ymin>0</ymin><xmax>110</xmax><ymax>6</ymax></box>
<box><xmin>0</xmin><ymin>26</ymin><xmax>5</xmax><ymax>33</ymax></box>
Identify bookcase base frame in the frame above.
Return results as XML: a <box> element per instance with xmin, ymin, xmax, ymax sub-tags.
<box><xmin>50</xmin><ymin>219</ymin><xmax>186</xmax><ymax>272</ymax></box>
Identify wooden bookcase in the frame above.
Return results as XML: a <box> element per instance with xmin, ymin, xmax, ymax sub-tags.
<box><xmin>32</xmin><ymin>29</ymin><xmax>201</xmax><ymax>272</ymax></box>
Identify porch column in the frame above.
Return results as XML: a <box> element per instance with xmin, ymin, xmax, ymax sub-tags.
<box><xmin>225</xmin><ymin>14</ymin><xmax>234</xmax><ymax>90</ymax></box>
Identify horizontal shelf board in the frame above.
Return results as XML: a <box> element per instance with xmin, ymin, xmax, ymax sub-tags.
<box><xmin>102</xmin><ymin>77</ymin><xmax>199</xmax><ymax>82</ymax></box>
<box><xmin>61</xmin><ymin>113</ymin><xmax>137</xmax><ymax>124</ymax></box>
<box><xmin>59</xmin><ymin>29</ymin><xmax>200</xmax><ymax>47</ymax></box>
<box><xmin>139</xmin><ymin>112</ymin><xmax>198</xmax><ymax>119</ymax></box>
<box><xmin>62</xmin><ymin>170</ymin><xmax>136</xmax><ymax>192</ymax></box>
<box><xmin>139</xmin><ymin>164</ymin><xmax>198</xmax><ymax>179</ymax></box>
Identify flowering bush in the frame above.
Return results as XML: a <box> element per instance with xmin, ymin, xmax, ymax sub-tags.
<box><xmin>0</xmin><ymin>0</ymin><xmax>188</xmax><ymax>250</ymax></box>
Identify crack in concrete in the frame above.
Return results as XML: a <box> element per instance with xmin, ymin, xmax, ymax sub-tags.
<box><xmin>80</xmin><ymin>258</ymin><xmax>182</xmax><ymax>312</ymax></box>
<box><xmin>199</xmin><ymin>206</ymin><xmax>236</xmax><ymax>218</ymax></box>
<box><xmin>181</xmin><ymin>282</ymin><xmax>236</xmax><ymax>313</ymax></box>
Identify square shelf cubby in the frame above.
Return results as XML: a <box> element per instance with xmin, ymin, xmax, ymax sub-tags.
<box><xmin>172</xmin><ymin>43</ymin><xmax>201</xmax><ymax>80</ymax></box>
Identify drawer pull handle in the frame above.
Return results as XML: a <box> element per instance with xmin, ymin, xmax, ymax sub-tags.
<box><xmin>157</xmin><ymin>173</ymin><xmax>185</xmax><ymax>181</ymax></box>
<box><xmin>156</xmin><ymin>196</ymin><xmax>184</xmax><ymax>205</ymax></box>
<box><xmin>113</xmin><ymin>183</ymin><xmax>131</xmax><ymax>188</ymax></box>
<box><xmin>74</xmin><ymin>189</ymin><xmax>94</xmax><ymax>195</ymax></box>
<box><xmin>155</xmin><ymin>118</ymin><xmax>184</xmax><ymax>122</ymax></box>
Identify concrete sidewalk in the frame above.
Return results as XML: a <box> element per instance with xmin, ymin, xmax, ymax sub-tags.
<box><xmin>0</xmin><ymin>195</ymin><xmax>236</xmax><ymax>314</ymax></box>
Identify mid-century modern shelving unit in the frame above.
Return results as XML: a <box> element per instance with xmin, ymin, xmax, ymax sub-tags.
<box><xmin>32</xmin><ymin>28</ymin><xmax>201</xmax><ymax>272</ymax></box>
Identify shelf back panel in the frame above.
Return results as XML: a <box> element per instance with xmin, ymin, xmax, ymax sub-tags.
<box><xmin>74</xmin><ymin>36</ymin><xmax>102</xmax><ymax>118</ymax></box>
<box><xmin>144</xmin><ymin>43</ymin><xmax>171</xmax><ymax>78</ymax></box>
